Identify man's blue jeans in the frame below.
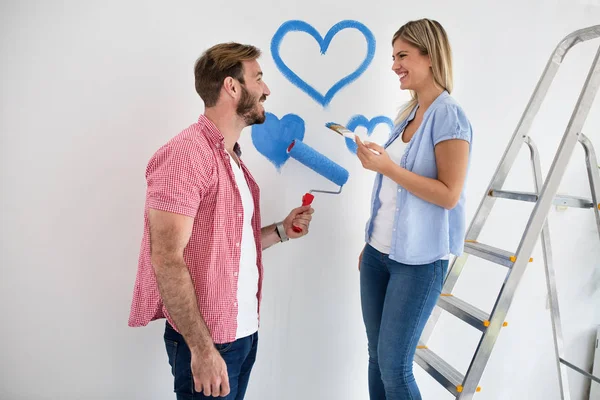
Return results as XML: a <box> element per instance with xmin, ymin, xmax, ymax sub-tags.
<box><xmin>360</xmin><ymin>244</ymin><xmax>448</xmax><ymax>399</ymax></box>
<box><xmin>164</xmin><ymin>321</ymin><xmax>258</xmax><ymax>400</ymax></box>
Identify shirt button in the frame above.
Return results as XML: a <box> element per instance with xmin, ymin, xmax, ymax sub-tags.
<box><xmin>396</xmin><ymin>208</ymin><xmax>399</xmax><ymax>211</ymax></box>
<box><xmin>234</xmin><ymin>272</ymin><xmax>238</xmax><ymax>277</ymax></box>
<box><xmin>238</xmin><ymin>213</ymin><xmax>242</xmax><ymax>217</ymax></box>
<box><xmin>234</xmin><ymin>302</ymin><xmax>238</xmax><ymax>306</ymax></box>
<box><xmin>236</xmin><ymin>243</ymin><xmax>240</xmax><ymax>247</ymax></box>
<box><xmin>398</xmin><ymin>189</ymin><xmax>402</xmax><ymax>192</ymax></box>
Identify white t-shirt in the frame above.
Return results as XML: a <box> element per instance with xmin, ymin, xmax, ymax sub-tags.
<box><xmin>228</xmin><ymin>155</ymin><xmax>259</xmax><ymax>339</ymax></box>
<box><xmin>368</xmin><ymin>134</ymin><xmax>407</xmax><ymax>254</ymax></box>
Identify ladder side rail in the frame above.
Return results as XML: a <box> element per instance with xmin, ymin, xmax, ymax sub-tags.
<box><xmin>458</xmin><ymin>43</ymin><xmax>600</xmax><ymax>398</ymax></box>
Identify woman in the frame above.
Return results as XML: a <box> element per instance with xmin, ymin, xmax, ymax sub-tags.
<box><xmin>355</xmin><ymin>19</ymin><xmax>473</xmax><ymax>399</ymax></box>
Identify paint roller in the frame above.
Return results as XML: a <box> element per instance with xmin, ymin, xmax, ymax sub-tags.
<box><xmin>286</xmin><ymin>139</ymin><xmax>349</xmax><ymax>233</ymax></box>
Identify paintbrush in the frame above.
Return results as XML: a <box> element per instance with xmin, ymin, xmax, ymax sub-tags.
<box><xmin>325</xmin><ymin>122</ymin><xmax>380</xmax><ymax>155</ymax></box>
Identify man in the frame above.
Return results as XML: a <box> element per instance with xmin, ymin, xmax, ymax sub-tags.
<box><xmin>128</xmin><ymin>42</ymin><xmax>314</xmax><ymax>399</ymax></box>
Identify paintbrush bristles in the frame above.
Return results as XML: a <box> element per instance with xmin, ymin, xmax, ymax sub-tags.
<box><xmin>326</xmin><ymin>122</ymin><xmax>356</xmax><ymax>139</ymax></box>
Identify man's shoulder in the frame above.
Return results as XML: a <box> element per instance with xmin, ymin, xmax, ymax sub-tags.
<box><xmin>154</xmin><ymin>120</ymin><xmax>215</xmax><ymax>156</ymax></box>
<box><xmin>166</xmin><ymin>121</ymin><xmax>212</xmax><ymax>150</ymax></box>
<box><xmin>146</xmin><ymin>120</ymin><xmax>217</xmax><ymax>171</ymax></box>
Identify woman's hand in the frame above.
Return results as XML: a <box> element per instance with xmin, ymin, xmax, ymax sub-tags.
<box><xmin>358</xmin><ymin>245</ymin><xmax>364</xmax><ymax>271</ymax></box>
<box><xmin>355</xmin><ymin>136</ymin><xmax>394</xmax><ymax>175</ymax></box>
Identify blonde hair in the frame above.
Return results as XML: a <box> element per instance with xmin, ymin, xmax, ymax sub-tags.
<box><xmin>393</xmin><ymin>19</ymin><xmax>453</xmax><ymax>124</ymax></box>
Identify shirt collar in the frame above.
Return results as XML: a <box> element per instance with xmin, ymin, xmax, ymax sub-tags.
<box><xmin>385</xmin><ymin>90</ymin><xmax>449</xmax><ymax>147</ymax></box>
<box><xmin>396</xmin><ymin>90</ymin><xmax>447</xmax><ymax>129</ymax></box>
<box><xmin>198</xmin><ymin>114</ymin><xmax>242</xmax><ymax>157</ymax></box>
<box><xmin>422</xmin><ymin>90</ymin><xmax>449</xmax><ymax>119</ymax></box>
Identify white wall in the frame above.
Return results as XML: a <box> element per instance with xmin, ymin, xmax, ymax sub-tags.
<box><xmin>1</xmin><ymin>1</ymin><xmax>600</xmax><ymax>399</ymax></box>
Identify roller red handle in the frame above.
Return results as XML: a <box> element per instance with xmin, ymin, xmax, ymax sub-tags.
<box><xmin>292</xmin><ymin>192</ymin><xmax>314</xmax><ymax>232</ymax></box>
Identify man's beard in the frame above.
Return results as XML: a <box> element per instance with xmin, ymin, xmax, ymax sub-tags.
<box><xmin>236</xmin><ymin>85</ymin><xmax>266</xmax><ymax>125</ymax></box>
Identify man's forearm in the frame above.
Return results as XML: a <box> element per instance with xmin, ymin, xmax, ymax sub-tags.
<box><xmin>261</xmin><ymin>223</ymin><xmax>281</xmax><ymax>250</ymax></box>
<box><xmin>153</xmin><ymin>258</ymin><xmax>214</xmax><ymax>352</ymax></box>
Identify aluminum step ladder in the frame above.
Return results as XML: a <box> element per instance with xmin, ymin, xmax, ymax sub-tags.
<box><xmin>415</xmin><ymin>25</ymin><xmax>600</xmax><ymax>399</ymax></box>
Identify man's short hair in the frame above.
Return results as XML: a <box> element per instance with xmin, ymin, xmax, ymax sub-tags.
<box><xmin>194</xmin><ymin>43</ymin><xmax>261</xmax><ymax>107</ymax></box>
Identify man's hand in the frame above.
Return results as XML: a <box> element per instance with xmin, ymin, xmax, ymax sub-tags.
<box><xmin>261</xmin><ymin>205</ymin><xmax>315</xmax><ymax>249</ymax></box>
<box><xmin>283</xmin><ymin>205</ymin><xmax>314</xmax><ymax>239</ymax></box>
<box><xmin>191</xmin><ymin>348</ymin><xmax>230</xmax><ymax>397</ymax></box>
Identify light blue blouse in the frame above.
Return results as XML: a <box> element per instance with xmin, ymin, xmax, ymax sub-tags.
<box><xmin>364</xmin><ymin>91</ymin><xmax>473</xmax><ymax>265</ymax></box>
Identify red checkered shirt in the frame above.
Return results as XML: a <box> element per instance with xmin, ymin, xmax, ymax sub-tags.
<box><xmin>128</xmin><ymin>115</ymin><xmax>263</xmax><ymax>344</ymax></box>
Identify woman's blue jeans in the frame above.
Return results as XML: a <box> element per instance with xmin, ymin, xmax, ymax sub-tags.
<box><xmin>360</xmin><ymin>243</ymin><xmax>448</xmax><ymax>399</ymax></box>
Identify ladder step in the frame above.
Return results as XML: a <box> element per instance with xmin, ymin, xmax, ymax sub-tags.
<box><xmin>438</xmin><ymin>294</ymin><xmax>490</xmax><ymax>332</ymax></box>
<box><xmin>415</xmin><ymin>346</ymin><xmax>464</xmax><ymax>396</ymax></box>
<box><xmin>464</xmin><ymin>241</ymin><xmax>530</xmax><ymax>268</ymax></box>
<box><xmin>415</xmin><ymin>346</ymin><xmax>481</xmax><ymax>395</ymax></box>
<box><xmin>488</xmin><ymin>189</ymin><xmax>594</xmax><ymax>208</ymax></box>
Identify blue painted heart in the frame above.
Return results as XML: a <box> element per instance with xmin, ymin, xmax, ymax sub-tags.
<box><xmin>271</xmin><ymin>20</ymin><xmax>376</xmax><ymax>107</ymax></box>
<box><xmin>344</xmin><ymin>115</ymin><xmax>394</xmax><ymax>154</ymax></box>
<box><xmin>251</xmin><ymin>112</ymin><xmax>305</xmax><ymax>170</ymax></box>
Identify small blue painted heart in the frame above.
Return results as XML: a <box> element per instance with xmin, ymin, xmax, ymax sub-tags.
<box><xmin>251</xmin><ymin>112</ymin><xmax>305</xmax><ymax>170</ymax></box>
<box><xmin>344</xmin><ymin>115</ymin><xmax>394</xmax><ymax>154</ymax></box>
<box><xmin>271</xmin><ymin>20</ymin><xmax>376</xmax><ymax>107</ymax></box>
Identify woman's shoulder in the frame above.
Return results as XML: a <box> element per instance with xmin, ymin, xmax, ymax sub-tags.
<box><xmin>426</xmin><ymin>93</ymin><xmax>473</xmax><ymax>142</ymax></box>
<box><xmin>431</xmin><ymin>93</ymin><xmax>469</xmax><ymax>118</ymax></box>
<box><xmin>428</xmin><ymin>94</ymin><xmax>471</xmax><ymax>125</ymax></box>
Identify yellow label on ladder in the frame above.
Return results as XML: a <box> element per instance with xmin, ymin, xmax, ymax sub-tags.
<box><xmin>457</xmin><ymin>385</ymin><xmax>481</xmax><ymax>393</ymax></box>
<box><xmin>509</xmin><ymin>255</ymin><xmax>534</xmax><ymax>262</ymax></box>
